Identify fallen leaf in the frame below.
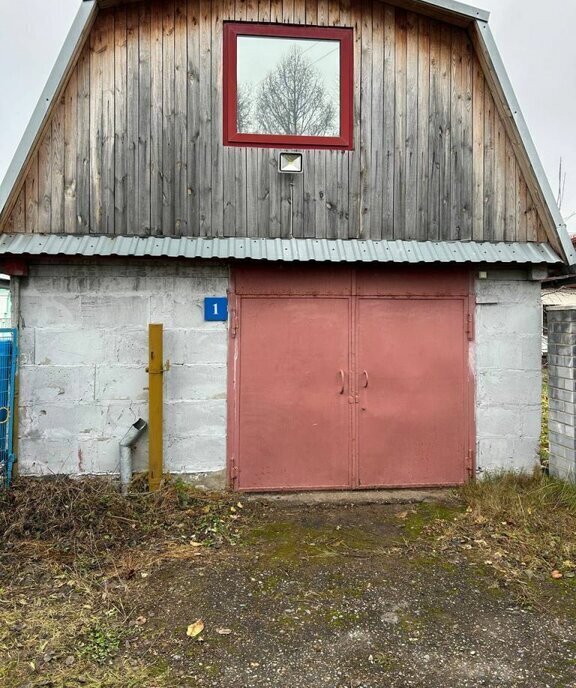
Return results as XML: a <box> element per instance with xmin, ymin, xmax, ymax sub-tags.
<box><xmin>551</xmin><ymin>570</ymin><xmax>563</xmax><ymax>579</ymax></box>
<box><xmin>216</xmin><ymin>628</ymin><xmax>232</xmax><ymax>635</ymax></box>
<box><xmin>186</xmin><ymin>620</ymin><xmax>205</xmax><ymax>638</ymax></box>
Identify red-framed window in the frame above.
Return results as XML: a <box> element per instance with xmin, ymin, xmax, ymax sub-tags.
<box><xmin>223</xmin><ymin>22</ymin><xmax>353</xmax><ymax>150</ymax></box>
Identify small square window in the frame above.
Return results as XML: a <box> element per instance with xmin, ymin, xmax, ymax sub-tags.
<box><xmin>223</xmin><ymin>23</ymin><xmax>353</xmax><ymax>150</ymax></box>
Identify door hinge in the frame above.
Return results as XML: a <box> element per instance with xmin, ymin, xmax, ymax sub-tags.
<box><xmin>466</xmin><ymin>449</ymin><xmax>475</xmax><ymax>478</ymax></box>
<box><xmin>231</xmin><ymin>310</ymin><xmax>239</xmax><ymax>338</ymax></box>
<box><xmin>466</xmin><ymin>312</ymin><xmax>474</xmax><ymax>341</ymax></box>
<box><xmin>230</xmin><ymin>461</ymin><xmax>238</xmax><ymax>486</ymax></box>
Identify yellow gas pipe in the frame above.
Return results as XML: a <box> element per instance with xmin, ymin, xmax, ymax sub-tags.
<box><xmin>148</xmin><ymin>324</ymin><xmax>166</xmax><ymax>492</ymax></box>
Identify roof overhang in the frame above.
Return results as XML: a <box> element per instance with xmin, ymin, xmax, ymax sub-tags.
<box><xmin>0</xmin><ymin>234</ymin><xmax>562</xmax><ymax>265</ymax></box>
<box><xmin>379</xmin><ymin>0</ymin><xmax>489</xmax><ymax>25</ymax></box>
<box><xmin>92</xmin><ymin>0</ymin><xmax>489</xmax><ymax>23</ymax></box>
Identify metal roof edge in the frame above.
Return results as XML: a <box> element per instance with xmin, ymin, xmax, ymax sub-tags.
<box><xmin>0</xmin><ymin>1</ymin><xmax>97</xmax><ymax>223</ymax></box>
<box><xmin>0</xmin><ymin>235</ymin><xmax>562</xmax><ymax>265</ymax></box>
<box><xmin>474</xmin><ymin>20</ymin><xmax>576</xmax><ymax>267</ymax></box>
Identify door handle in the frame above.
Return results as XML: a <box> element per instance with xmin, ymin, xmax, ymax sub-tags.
<box><xmin>362</xmin><ymin>370</ymin><xmax>369</xmax><ymax>389</ymax></box>
<box><xmin>338</xmin><ymin>369</ymin><xmax>345</xmax><ymax>394</ymax></box>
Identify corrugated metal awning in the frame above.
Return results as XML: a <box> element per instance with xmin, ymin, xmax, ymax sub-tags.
<box><xmin>0</xmin><ymin>234</ymin><xmax>562</xmax><ymax>264</ymax></box>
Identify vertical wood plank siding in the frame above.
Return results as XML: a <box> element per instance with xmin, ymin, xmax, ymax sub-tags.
<box><xmin>5</xmin><ymin>0</ymin><xmax>547</xmax><ymax>243</ymax></box>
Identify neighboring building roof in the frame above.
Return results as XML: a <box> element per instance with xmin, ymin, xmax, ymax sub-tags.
<box><xmin>0</xmin><ymin>0</ymin><xmax>573</xmax><ymax>265</ymax></box>
<box><xmin>0</xmin><ymin>234</ymin><xmax>562</xmax><ymax>264</ymax></box>
<box><xmin>542</xmin><ymin>289</ymin><xmax>576</xmax><ymax>308</ymax></box>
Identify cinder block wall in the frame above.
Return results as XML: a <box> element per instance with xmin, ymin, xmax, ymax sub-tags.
<box><xmin>475</xmin><ymin>276</ymin><xmax>542</xmax><ymax>474</ymax></box>
<box><xmin>547</xmin><ymin>307</ymin><xmax>576</xmax><ymax>481</ymax></box>
<box><xmin>17</xmin><ymin>260</ymin><xmax>229</xmax><ymax>484</ymax></box>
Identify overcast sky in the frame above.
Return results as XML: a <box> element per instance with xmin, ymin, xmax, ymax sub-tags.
<box><xmin>0</xmin><ymin>0</ymin><xmax>574</xmax><ymax>233</ymax></box>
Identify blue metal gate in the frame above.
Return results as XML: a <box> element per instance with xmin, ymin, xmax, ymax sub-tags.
<box><xmin>0</xmin><ymin>329</ymin><xmax>18</xmax><ymax>487</ymax></box>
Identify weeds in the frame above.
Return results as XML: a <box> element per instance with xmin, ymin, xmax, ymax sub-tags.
<box><xmin>0</xmin><ymin>476</ymin><xmax>245</xmax><ymax>687</ymax></box>
<box><xmin>0</xmin><ymin>475</ymin><xmax>239</xmax><ymax>554</ymax></box>
<box><xmin>79</xmin><ymin>624</ymin><xmax>123</xmax><ymax>664</ymax></box>
<box><xmin>427</xmin><ymin>471</ymin><xmax>576</xmax><ymax>607</ymax></box>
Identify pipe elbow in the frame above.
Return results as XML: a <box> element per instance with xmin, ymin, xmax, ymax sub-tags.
<box><xmin>120</xmin><ymin>418</ymin><xmax>148</xmax><ymax>448</ymax></box>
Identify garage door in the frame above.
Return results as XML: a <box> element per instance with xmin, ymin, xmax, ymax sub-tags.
<box><xmin>229</xmin><ymin>266</ymin><xmax>473</xmax><ymax>491</ymax></box>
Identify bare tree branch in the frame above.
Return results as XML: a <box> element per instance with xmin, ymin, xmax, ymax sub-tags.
<box><xmin>237</xmin><ymin>83</ymin><xmax>254</xmax><ymax>133</ymax></box>
<box><xmin>250</xmin><ymin>45</ymin><xmax>337</xmax><ymax>137</ymax></box>
<box><xmin>558</xmin><ymin>157</ymin><xmax>567</xmax><ymax>210</ymax></box>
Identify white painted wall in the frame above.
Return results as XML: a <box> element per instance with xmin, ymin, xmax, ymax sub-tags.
<box><xmin>17</xmin><ymin>261</ymin><xmax>229</xmax><ymax>484</ymax></box>
<box><xmin>475</xmin><ymin>276</ymin><xmax>543</xmax><ymax>474</ymax></box>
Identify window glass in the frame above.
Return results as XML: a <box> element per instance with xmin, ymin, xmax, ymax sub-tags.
<box><xmin>236</xmin><ymin>36</ymin><xmax>340</xmax><ymax>137</ymax></box>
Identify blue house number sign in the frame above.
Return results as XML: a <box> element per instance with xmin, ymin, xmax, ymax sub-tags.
<box><xmin>204</xmin><ymin>297</ymin><xmax>228</xmax><ymax>322</ymax></box>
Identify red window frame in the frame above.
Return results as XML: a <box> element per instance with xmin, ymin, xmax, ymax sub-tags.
<box><xmin>223</xmin><ymin>22</ymin><xmax>354</xmax><ymax>150</ymax></box>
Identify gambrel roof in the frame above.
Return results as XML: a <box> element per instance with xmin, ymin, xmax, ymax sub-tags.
<box><xmin>0</xmin><ymin>0</ymin><xmax>573</xmax><ymax>265</ymax></box>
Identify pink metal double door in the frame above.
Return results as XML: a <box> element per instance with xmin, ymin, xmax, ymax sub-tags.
<box><xmin>230</xmin><ymin>267</ymin><xmax>472</xmax><ymax>491</ymax></box>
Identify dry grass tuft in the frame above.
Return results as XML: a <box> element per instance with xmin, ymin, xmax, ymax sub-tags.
<box><xmin>0</xmin><ymin>475</ymin><xmax>237</xmax><ymax>554</ymax></box>
<box><xmin>428</xmin><ymin>471</ymin><xmax>576</xmax><ymax>605</ymax></box>
<box><xmin>0</xmin><ymin>476</ymin><xmax>244</xmax><ymax>687</ymax></box>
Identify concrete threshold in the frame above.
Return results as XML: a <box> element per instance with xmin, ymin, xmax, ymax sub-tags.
<box><xmin>243</xmin><ymin>488</ymin><xmax>455</xmax><ymax>505</ymax></box>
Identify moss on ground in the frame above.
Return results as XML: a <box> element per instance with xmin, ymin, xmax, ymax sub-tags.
<box><xmin>403</xmin><ymin>502</ymin><xmax>461</xmax><ymax>538</ymax></box>
<box><xmin>246</xmin><ymin>519</ymin><xmax>389</xmax><ymax>565</ymax></box>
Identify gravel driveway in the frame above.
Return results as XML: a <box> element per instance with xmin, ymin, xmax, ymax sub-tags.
<box><xmin>129</xmin><ymin>501</ymin><xmax>576</xmax><ymax>687</ymax></box>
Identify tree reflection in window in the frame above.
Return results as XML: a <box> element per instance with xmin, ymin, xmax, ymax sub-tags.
<box><xmin>237</xmin><ymin>37</ymin><xmax>340</xmax><ymax>137</ymax></box>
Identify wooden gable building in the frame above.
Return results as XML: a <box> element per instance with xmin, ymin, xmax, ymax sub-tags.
<box><xmin>0</xmin><ymin>0</ymin><xmax>571</xmax><ymax>489</ymax></box>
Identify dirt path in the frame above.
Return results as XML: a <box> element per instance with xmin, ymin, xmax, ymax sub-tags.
<box><xmin>126</xmin><ymin>502</ymin><xmax>576</xmax><ymax>687</ymax></box>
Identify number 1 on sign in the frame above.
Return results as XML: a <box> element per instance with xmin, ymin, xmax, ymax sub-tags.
<box><xmin>204</xmin><ymin>297</ymin><xmax>228</xmax><ymax>321</ymax></box>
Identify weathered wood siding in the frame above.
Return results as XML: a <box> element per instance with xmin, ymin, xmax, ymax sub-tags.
<box><xmin>4</xmin><ymin>0</ymin><xmax>547</xmax><ymax>241</ymax></box>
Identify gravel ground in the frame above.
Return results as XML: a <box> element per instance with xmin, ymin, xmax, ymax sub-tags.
<box><xmin>128</xmin><ymin>502</ymin><xmax>576</xmax><ymax>688</ymax></box>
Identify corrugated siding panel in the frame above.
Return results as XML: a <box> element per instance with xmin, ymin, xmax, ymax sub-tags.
<box><xmin>0</xmin><ymin>234</ymin><xmax>561</xmax><ymax>264</ymax></box>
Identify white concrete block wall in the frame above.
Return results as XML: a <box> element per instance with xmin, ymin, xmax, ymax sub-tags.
<box><xmin>475</xmin><ymin>277</ymin><xmax>542</xmax><ymax>474</ymax></box>
<box><xmin>18</xmin><ymin>261</ymin><xmax>229</xmax><ymax>484</ymax></box>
